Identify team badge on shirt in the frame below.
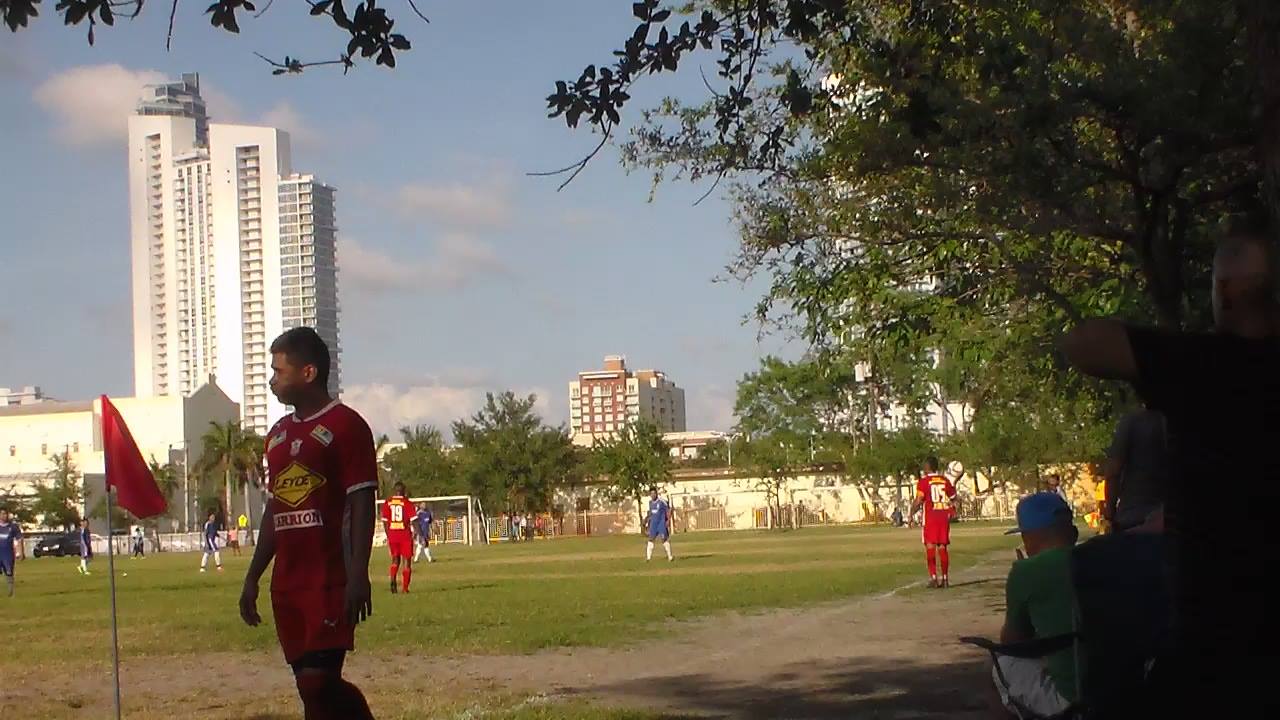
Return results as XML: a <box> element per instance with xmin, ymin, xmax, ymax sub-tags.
<box><xmin>267</xmin><ymin>432</ymin><xmax>287</xmax><ymax>452</ymax></box>
<box><xmin>290</xmin><ymin>439</ymin><xmax>303</xmax><ymax>456</ymax></box>
<box><xmin>273</xmin><ymin>463</ymin><xmax>327</xmax><ymax>507</ymax></box>
<box><xmin>310</xmin><ymin>425</ymin><xmax>334</xmax><ymax>446</ymax></box>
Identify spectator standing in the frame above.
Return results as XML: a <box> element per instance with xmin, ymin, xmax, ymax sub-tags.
<box><xmin>1103</xmin><ymin>409</ymin><xmax>1169</xmax><ymax>532</ymax></box>
<box><xmin>1060</xmin><ymin>226</ymin><xmax>1280</xmax><ymax>716</ymax></box>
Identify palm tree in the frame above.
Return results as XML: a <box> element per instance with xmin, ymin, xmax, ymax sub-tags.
<box><xmin>146</xmin><ymin>457</ymin><xmax>181</xmax><ymax>544</ymax></box>
<box><xmin>196</xmin><ymin>421</ymin><xmax>263</xmax><ymax>532</ymax></box>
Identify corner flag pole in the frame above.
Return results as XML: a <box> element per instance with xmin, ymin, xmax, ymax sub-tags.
<box><xmin>105</xmin><ymin>487</ymin><xmax>123</xmax><ymax>720</ymax></box>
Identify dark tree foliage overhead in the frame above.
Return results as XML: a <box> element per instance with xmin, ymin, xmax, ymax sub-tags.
<box><xmin>550</xmin><ymin>1</ymin><xmax>1278</xmax><ymax>329</ymax></box>
<box><xmin>0</xmin><ymin>0</ymin><xmax>422</xmax><ymax>71</ymax></box>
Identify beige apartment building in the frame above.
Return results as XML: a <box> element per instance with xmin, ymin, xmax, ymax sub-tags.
<box><xmin>569</xmin><ymin>355</ymin><xmax>687</xmax><ymax>447</ymax></box>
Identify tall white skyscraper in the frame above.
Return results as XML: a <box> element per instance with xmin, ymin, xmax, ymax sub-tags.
<box><xmin>127</xmin><ymin>73</ymin><xmax>341</xmax><ymax>436</ymax></box>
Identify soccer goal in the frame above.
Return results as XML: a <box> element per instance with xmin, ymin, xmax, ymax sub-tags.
<box><xmin>374</xmin><ymin>494</ymin><xmax>487</xmax><ymax>546</ymax></box>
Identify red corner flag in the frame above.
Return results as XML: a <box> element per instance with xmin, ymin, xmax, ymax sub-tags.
<box><xmin>100</xmin><ymin>395</ymin><xmax>167</xmax><ymax>519</ymax></box>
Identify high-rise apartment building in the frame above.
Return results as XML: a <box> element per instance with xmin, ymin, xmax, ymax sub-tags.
<box><xmin>569</xmin><ymin>356</ymin><xmax>687</xmax><ymax>446</ymax></box>
<box><xmin>127</xmin><ymin>73</ymin><xmax>340</xmax><ymax>436</ymax></box>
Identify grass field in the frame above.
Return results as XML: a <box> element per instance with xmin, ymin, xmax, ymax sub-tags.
<box><xmin>1</xmin><ymin>522</ymin><xmax>1016</xmax><ymax>718</ymax></box>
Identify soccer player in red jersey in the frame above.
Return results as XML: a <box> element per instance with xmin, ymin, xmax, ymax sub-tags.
<box><xmin>238</xmin><ymin>327</ymin><xmax>377</xmax><ymax>720</ymax></box>
<box><xmin>381</xmin><ymin>482</ymin><xmax>416</xmax><ymax>594</ymax></box>
<box><xmin>911</xmin><ymin>456</ymin><xmax>958</xmax><ymax>588</ymax></box>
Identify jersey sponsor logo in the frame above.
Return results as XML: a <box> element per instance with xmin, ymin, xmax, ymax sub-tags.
<box><xmin>272</xmin><ymin>462</ymin><xmax>328</xmax><ymax>508</ymax></box>
<box><xmin>311</xmin><ymin>425</ymin><xmax>334</xmax><ymax>446</ymax></box>
<box><xmin>274</xmin><ymin>508</ymin><xmax>323</xmax><ymax>531</ymax></box>
<box><xmin>290</xmin><ymin>439</ymin><xmax>304</xmax><ymax>457</ymax></box>
<box><xmin>267</xmin><ymin>432</ymin><xmax>287</xmax><ymax>452</ymax></box>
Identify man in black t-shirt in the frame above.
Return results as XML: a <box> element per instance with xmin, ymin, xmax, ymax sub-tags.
<box><xmin>1060</xmin><ymin>228</ymin><xmax>1280</xmax><ymax>715</ymax></box>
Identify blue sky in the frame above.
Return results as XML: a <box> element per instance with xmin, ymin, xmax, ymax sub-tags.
<box><xmin>0</xmin><ymin>2</ymin><xmax>793</xmax><ymax>437</ymax></box>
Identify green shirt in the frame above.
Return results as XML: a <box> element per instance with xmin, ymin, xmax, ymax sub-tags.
<box><xmin>1004</xmin><ymin>545</ymin><xmax>1078</xmax><ymax>702</ymax></box>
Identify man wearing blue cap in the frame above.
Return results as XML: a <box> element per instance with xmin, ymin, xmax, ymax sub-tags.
<box><xmin>993</xmin><ymin>492</ymin><xmax>1080</xmax><ymax>717</ymax></box>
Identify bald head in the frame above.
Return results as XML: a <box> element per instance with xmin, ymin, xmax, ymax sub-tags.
<box><xmin>1213</xmin><ymin>231</ymin><xmax>1278</xmax><ymax>336</ymax></box>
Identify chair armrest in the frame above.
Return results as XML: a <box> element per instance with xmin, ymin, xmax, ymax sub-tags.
<box><xmin>959</xmin><ymin>633</ymin><xmax>1078</xmax><ymax>659</ymax></box>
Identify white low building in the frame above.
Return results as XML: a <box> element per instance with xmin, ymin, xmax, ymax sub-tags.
<box><xmin>0</xmin><ymin>382</ymin><xmax>239</xmax><ymax>531</ymax></box>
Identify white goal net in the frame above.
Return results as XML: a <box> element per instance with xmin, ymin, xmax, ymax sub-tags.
<box><xmin>373</xmin><ymin>494</ymin><xmax>486</xmax><ymax>547</ymax></box>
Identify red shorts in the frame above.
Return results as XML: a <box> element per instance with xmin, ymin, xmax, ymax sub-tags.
<box><xmin>271</xmin><ymin>588</ymin><xmax>354</xmax><ymax>665</ymax></box>
<box><xmin>922</xmin><ymin>518</ymin><xmax>952</xmax><ymax>546</ymax></box>
<box><xmin>387</xmin><ymin>536</ymin><xmax>412</xmax><ymax>560</ymax></box>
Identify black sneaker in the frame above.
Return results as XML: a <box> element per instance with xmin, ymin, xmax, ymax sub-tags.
<box><xmin>928</xmin><ymin>578</ymin><xmax>939</xmax><ymax>589</ymax></box>
<box><xmin>390</xmin><ymin>578</ymin><xmax>398</xmax><ymax>594</ymax></box>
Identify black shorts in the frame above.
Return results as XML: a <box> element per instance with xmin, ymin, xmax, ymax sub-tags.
<box><xmin>289</xmin><ymin>647</ymin><xmax>347</xmax><ymax>675</ymax></box>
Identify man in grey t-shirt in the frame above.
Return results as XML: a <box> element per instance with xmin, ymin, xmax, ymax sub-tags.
<box><xmin>1104</xmin><ymin>408</ymin><xmax>1168</xmax><ymax>531</ymax></box>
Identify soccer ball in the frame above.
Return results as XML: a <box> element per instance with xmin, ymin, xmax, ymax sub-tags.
<box><xmin>122</xmin><ymin>572</ymin><xmax>128</xmax><ymax>577</ymax></box>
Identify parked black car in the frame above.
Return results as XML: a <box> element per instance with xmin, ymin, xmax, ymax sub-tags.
<box><xmin>32</xmin><ymin>532</ymin><xmax>83</xmax><ymax>558</ymax></box>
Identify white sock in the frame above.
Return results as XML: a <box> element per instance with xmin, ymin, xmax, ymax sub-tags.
<box><xmin>663</xmin><ymin>541</ymin><xmax>673</xmax><ymax>560</ymax></box>
<box><xmin>425</xmin><ymin>547</ymin><xmax>433</xmax><ymax>562</ymax></box>
<box><xmin>79</xmin><ymin>558</ymin><xmax>87</xmax><ymax>573</ymax></box>
<box><xmin>200</xmin><ymin>553</ymin><xmax>209</xmax><ymax>569</ymax></box>
<box><xmin>213</xmin><ymin>551</ymin><xmax>222</xmax><ymax>567</ymax></box>
<box><xmin>646</xmin><ymin>541</ymin><xmax>654</xmax><ymax>560</ymax></box>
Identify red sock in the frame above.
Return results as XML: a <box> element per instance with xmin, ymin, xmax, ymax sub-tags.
<box><xmin>939</xmin><ymin>547</ymin><xmax>950</xmax><ymax>578</ymax></box>
<box><xmin>925</xmin><ymin>545</ymin><xmax>938</xmax><ymax>578</ymax></box>
<box><xmin>401</xmin><ymin>561</ymin><xmax>412</xmax><ymax>592</ymax></box>
<box><xmin>388</xmin><ymin>560</ymin><xmax>399</xmax><ymax>580</ymax></box>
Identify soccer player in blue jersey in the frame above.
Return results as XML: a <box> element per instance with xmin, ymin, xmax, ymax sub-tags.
<box><xmin>413</xmin><ymin>502</ymin><xmax>434</xmax><ymax>564</ymax></box>
<box><xmin>200</xmin><ymin>511</ymin><xmax>224</xmax><ymax>573</ymax></box>
<box><xmin>77</xmin><ymin>518</ymin><xmax>92</xmax><ymax>575</ymax></box>
<box><xmin>645</xmin><ymin>489</ymin><xmax>674</xmax><ymax>562</ymax></box>
<box><xmin>0</xmin><ymin>508</ymin><xmax>24</xmax><ymax>596</ymax></box>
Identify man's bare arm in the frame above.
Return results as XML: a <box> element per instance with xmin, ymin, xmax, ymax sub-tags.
<box><xmin>1059</xmin><ymin>319</ymin><xmax>1138</xmax><ymax>381</ymax></box>
<box><xmin>240</xmin><ymin>506</ymin><xmax>276</xmax><ymax>627</ymax></box>
<box><xmin>244</xmin><ymin>507</ymin><xmax>276</xmax><ymax>586</ymax></box>
<box><xmin>344</xmin><ymin>487</ymin><xmax>376</xmax><ymax>625</ymax></box>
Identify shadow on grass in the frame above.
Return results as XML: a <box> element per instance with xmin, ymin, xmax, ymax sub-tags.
<box><xmin>573</xmin><ymin>655</ymin><xmax>992</xmax><ymax>719</ymax></box>
<box><xmin>948</xmin><ymin>578</ymin><xmax>998</xmax><ymax>589</ymax></box>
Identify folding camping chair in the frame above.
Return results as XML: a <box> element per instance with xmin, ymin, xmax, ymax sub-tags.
<box><xmin>961</xmin><ymin>533</ymin><xmax>1169</xmax><ymax>720</ymax></box>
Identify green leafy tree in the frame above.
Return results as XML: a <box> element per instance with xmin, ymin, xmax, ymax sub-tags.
<box><xmin>451</xmin><ymin>392</ymin><xmax>581</xmax><ymax>513</ymax></box>
<box><xmin>0</xmin><ymin>0</ymin><xmax>426</xmax><ymax>71</ymax></box>
<box><xmin>0</xmin><ymin>485</ymin><xmax>37</xmax><ymax>525</ymax></box>
<box><xmin>735</xmin><ymin>432</ymin><xmax>812</xmax><ymax>530</ymax></box>
<box><xmin>550</xmin><ymin>1</ymin><xmax>1280</xmax><ymax>451</ymax></box>
<box><xmin>196</xmin><ymin>421</ymin><xmax>263</xmax><ymax>530</ymax></box>
<box><xmin>33</xmin><ymin>452</ymin><xmax>82</xmax><ymax>530</ymax></box>
<box><xmin>381</xmin><ymin>425</ymin><xmax>461</xmax><ymax>498</ymax></box>
<box><xmin>589</xmin><ymin>420</ymin><xmax>674</xmax><ymax>527</ymax></box>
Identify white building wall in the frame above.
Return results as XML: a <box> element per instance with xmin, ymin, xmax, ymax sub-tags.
<box><xmin>0</xmin><ymin>384</ymin><xmax>240</xmax><ymax>530</ymax></box>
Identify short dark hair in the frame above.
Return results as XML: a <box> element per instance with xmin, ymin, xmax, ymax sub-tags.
<box><xmin>924</xmin><ymin>456</ymin><xmax>940</xmax><ymax>472</ymax></box>
<box><xmin>270</xmin><ymin>327</ymin><xmax>331</xmax><ymax>387</ymax></box>
<box><xmin>394</xmin><ymin>482</ymin><xmax>407</xmax><ymax>496</ymax></box>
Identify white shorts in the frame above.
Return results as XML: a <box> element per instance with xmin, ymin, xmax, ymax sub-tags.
<box><xmin>993</xmin><ymin>655</ymin><xmax>1072</xmax><ymax>718</ymax></box>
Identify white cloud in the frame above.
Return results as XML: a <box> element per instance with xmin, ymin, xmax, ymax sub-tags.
<box><xmin>34</xmin><ymin>65</ymin><xmax>165</xmax><ymax>146</ymax></box>
<box><xmin>687</xmin><ymin>386</ymin><xmax>737</xmax><ymax>431</ymax></box>
<box><xmin>33</xmin><ymin>65</ymin><xmax>317</xmax><ymax>150</ymax></box>
<box><xmin>258</xmin><ymin>101</ymin><xmax>322</xmax><ymax>149</ymax></box>
<box><xmin>340</xmin><ymin>235</ymin><xmax>510</xmax><ymax>295</ymax></box>
<box><xmin>344</xmin><ymin>382</ymin><xmax>557</xmax><ymax>439</ymax></box>
<box><xmin>343</xmin><ymin>382</ymin><xmax>486</xmax><ymax>439</ymax></box>
<box><xmin>393</xmin><ymin>180</ymin><xmax>512</xmax><ymax>230</ymax></box>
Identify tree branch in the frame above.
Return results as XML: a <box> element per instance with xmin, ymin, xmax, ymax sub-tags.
<box><xmin>528</xmin><ymin>125</ymin><xmax>614</xmax><ymax>191</ymax></box>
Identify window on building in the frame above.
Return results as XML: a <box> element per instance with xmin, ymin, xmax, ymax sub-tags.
<box><xmin>7</xmin><ymin>446</ymin><xmax>14</xmax><ymax>457</ymax></box>
<box><xmin>73</xmin><ymin>442</ymin><xmax>80</xmax><ymax>453</ymax></box>
<box><xmin>41</xmin><ymin>443</ymin><xmax>47</xmax><ymax>455</ymax></box>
